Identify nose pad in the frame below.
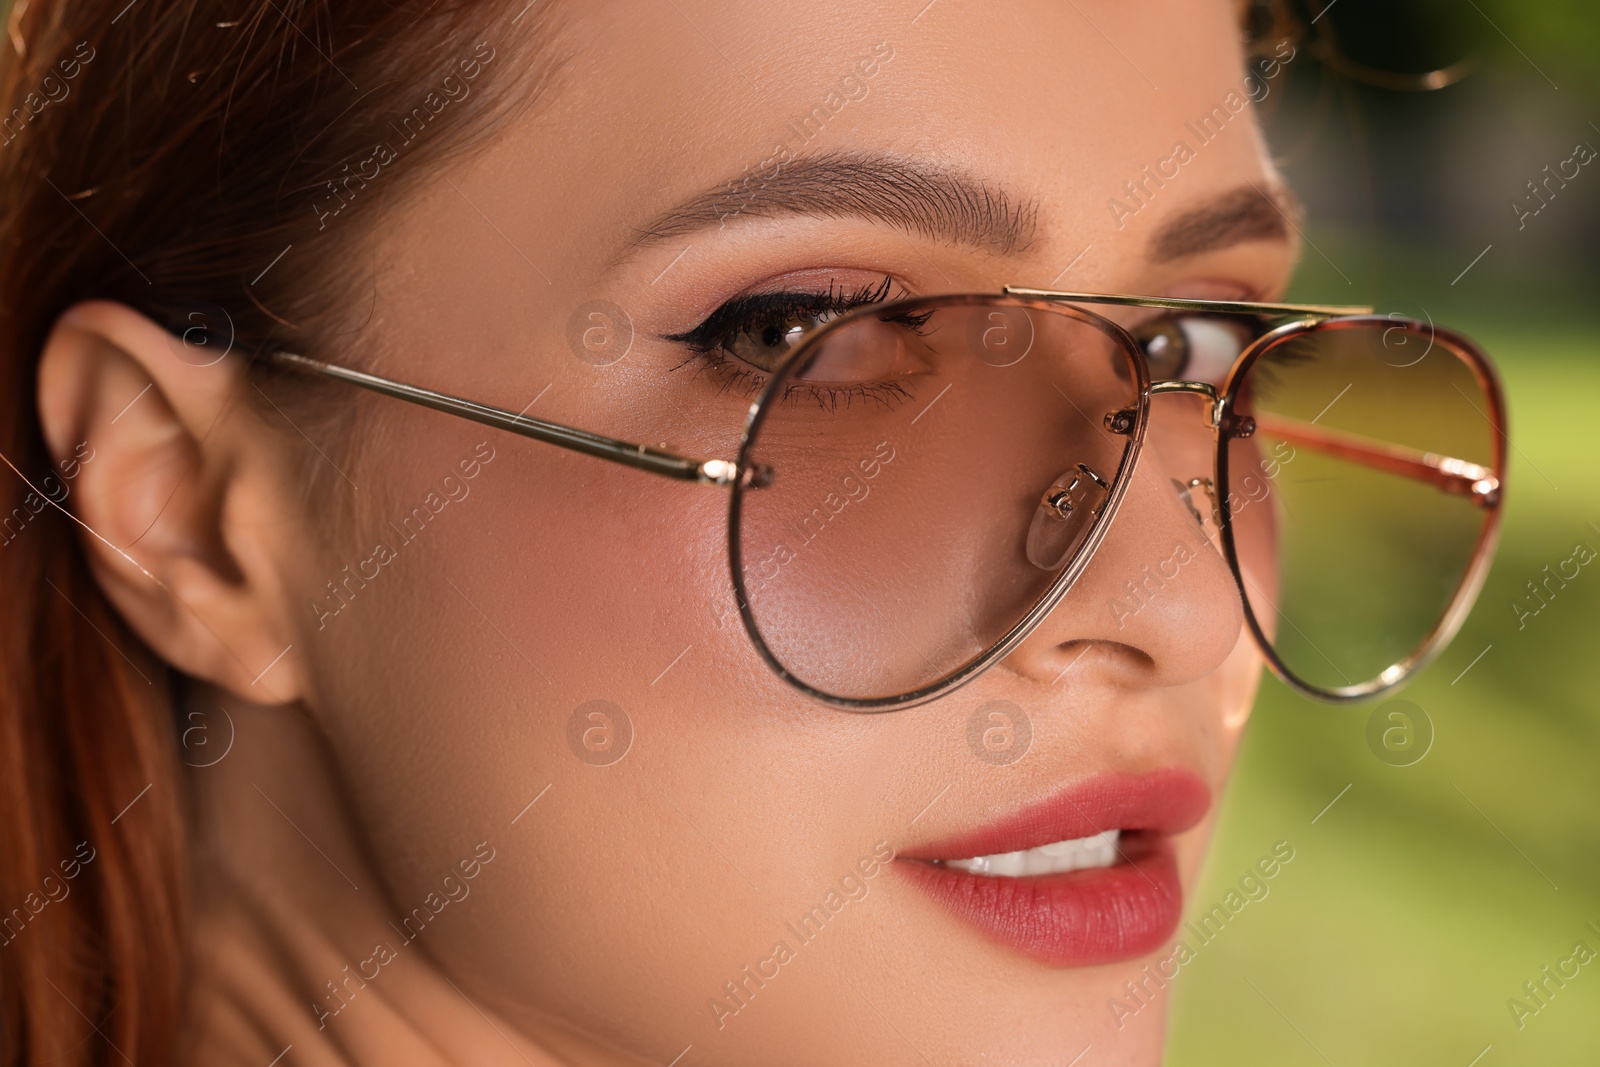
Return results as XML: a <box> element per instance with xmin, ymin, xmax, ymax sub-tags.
<box><xmin>1025</xmin><ymin>464</ymin><xmax>1111</xmax><ymax>570</ymax></box>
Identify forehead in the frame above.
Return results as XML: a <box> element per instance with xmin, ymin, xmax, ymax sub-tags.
<box><xmin>451</xmin><ymin>0</ymin><xmax>1263</xmax><ymax>272</ymax></box>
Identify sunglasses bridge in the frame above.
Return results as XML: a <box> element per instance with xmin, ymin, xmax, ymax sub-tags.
<box><xmin>1142</xmin><ymin>379</ymin><xmax>1251</xmax><ymax>434</ymax></box>
<box><xmin>1028</xmin><ymin>380</ymin><xmax>1245</xmax><ymax>570</ymax></box>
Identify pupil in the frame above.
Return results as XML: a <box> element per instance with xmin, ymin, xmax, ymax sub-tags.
<box><xmin>1138</xmin><ymin>321</ymin><xmax>1187</xmax><ymax>377</ymax></box>
<box><xmin>762</xmin><ymin>324</ymin><xmax>788</xmax><ymax>349</ymax></box>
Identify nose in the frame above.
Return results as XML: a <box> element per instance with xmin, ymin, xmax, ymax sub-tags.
<box><xmin>998</xmin><ymin>399</ymin><xmax>1245</xmax><ymax>690</ymax></box>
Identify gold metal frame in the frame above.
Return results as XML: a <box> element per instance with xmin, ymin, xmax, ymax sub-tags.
<box><xmin>1212</xmin><ymin>314</ymin><xmax>1508</xmax><ymax>702</ymax></box>
<box><xmin>267</xmin><ymin>290</ymin><xmax>1370</xmax><ymax>489</ymax></box>
<box><xmin>266</xmin><ymin>351</ymin><xmax>742</xmax><ymax>486</ymax></box>
<box><xmin>726</xmin><ymin>294</ymin><xmax>1149</xmax><ymax>711</ymax></box>
<box><xmin>265</xmin><ymin>288</ymin><xmax>1506</xmax><ymax>710</ymax></box>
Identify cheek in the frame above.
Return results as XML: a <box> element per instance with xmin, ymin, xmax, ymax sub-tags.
<box><xmin>294</xmin><ymin>424</ymin><xmax>889</xmax><ymax>1051</ymax></box>
<box><xmin>1169</xmin><ymin>632</ymin><xmax>1263</xmax><ymax>890</ymax></box>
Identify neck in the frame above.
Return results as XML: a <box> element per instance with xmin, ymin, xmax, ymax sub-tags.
<box><xmin>181</xmin><ymin>686</ymin><xmax>579</xmax><ymax>1066</ymax></box>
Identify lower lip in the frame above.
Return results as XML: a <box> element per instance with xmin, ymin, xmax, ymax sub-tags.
<box><xmin>897</xmin><ymin>832</ymin><xmax>1183</xmax><ymax>967</ymax></box>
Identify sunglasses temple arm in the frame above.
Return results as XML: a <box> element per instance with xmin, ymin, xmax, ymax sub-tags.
<box><xmin>264</xmin><ymin>351</ymin><xmax>739</xmax><ymax>486</ymax></box>
<box><xmin>1250</xmin><ymin>414</ymin><xmax>1501</xmax><ymax>508</ymax></box>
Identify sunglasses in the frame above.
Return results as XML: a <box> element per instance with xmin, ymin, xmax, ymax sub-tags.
<box><xmin>1243</xmin><ymin>0</ymin><xmax>1478</xmax><ymax>93</ymax></box>
<box><xmin>267</xmin><ymin>288</ymin><xmax>1506</xmax><ymax>711</ymax></box>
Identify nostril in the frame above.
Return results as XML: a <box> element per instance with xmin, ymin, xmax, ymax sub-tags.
<box><xmin>1026</xmin><ymin>463</ymin><xmax>1110</xmax><ymax>570</ymax></box>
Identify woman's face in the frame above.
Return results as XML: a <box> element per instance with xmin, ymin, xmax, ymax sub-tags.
<box><xmin>283</xmin><ymin>0</ymin><xmax>1294</xmax><ymax>1060</ymax></box>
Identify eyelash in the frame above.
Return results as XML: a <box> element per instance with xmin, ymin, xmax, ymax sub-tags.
<box><xmin>663</xmin><ymin>276</ymin><xmax>930</xmax><ymax>407</ymax></box>
<box><xmin>663</xmin><ymin>287</ymin><xmax>1293</xmax><ymax>406</ymax></box>
<box><xmin>1234</xmin><ymin>320</ymin><xmax>1325</xmax><ymax>400</ymax></box>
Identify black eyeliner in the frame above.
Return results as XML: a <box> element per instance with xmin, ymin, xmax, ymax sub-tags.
<box><xmin>662</xmin><ymin>275</ymin><xmax>895</xmax><ymax>352</ymax></box>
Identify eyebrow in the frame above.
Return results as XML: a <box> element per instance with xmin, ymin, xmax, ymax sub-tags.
<box><xmin>629</xmin><ymin>151</ymin><xmax>1040</xmax><ymax>257</ymax></box>
<box><xmin>1147</xmin><ymin>184</ymin><xmax>1299</xmax><ymax>262</ymax></box>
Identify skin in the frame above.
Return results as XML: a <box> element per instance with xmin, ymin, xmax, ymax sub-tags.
<box><xmin>35</xmin><ymin>0</ymin><xmax>1301</xmax><ymax>1063</ymax></box>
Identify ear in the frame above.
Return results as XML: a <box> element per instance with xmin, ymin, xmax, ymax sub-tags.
<box><xmin>36</xmin><ymin>300</ymin><xmax>307</xmax><ymax>704</ymax></box>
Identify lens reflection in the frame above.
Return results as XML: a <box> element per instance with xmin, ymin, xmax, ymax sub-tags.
<box><xmin>732</xmin><ymin>297</ymin><xmax>1143</xmax><ymax>705</ymax></box>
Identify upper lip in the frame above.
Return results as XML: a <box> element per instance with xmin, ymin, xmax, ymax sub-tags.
<box><xmin>898</xmin><ymin>768</ymin><xmax>1212</xmax><ymax>863</ymax></box>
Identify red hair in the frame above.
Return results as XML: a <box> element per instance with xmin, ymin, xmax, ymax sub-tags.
<box><xmin>0</xmin><ymin>1</ymin><xmax>545</xmax><ymax>1061</ymax></box>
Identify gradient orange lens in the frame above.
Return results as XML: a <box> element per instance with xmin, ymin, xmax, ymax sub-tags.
<box><xmin>1221</xmin><ymin>318</ymin><xmax>1504</xmax><ymax>697</ymax></box>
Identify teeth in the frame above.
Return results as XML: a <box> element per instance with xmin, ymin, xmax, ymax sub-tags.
<box><xmin>942</xmin><ymin>829</ymin><xmax>1121</xmax><ymax>877</ymax></box>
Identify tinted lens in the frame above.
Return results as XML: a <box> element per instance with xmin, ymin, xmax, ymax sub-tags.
<box><xmin>731</xmin><ymin>297</ymin><xmax>1143</xmax><ymax>706</ymax></box>
<box><xmin>1242</xmin><ymin>0</ymin><xmax>1479</xmax><ymax>89</ymax></box>
<box><xmin>1223</xmin><ymin>319</ymin><xmax>1503</xmax><ymax>696</ymax></box>
<box><xmin>1311</xmin><ymin>0</ymin><xmax>1478</xmax><ymax>87</ymax></box>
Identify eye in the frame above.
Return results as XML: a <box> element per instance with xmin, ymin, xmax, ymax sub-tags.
<box><xmin>666</xmin><ymin>278</ymin><xmax>897</xmax><ymax>372</ymax></box>
<box><xmin>1133</xmin><ymin>315</ymin><xmax>1256</xmax><ymax>384</ymax></box>
<box><xmin>664</xmin><ymin>276</ymin><xmax>934</xmax><ymax>387</ymax></box>
<box><xmin>721</xmin><ymin>306</ymin><xmax>836</xmax><ymax>375</ymax></box>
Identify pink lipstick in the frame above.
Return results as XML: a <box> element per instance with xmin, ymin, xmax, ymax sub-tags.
<box><xmin>896</xmin><ymin>769</ymin><xmax>1210</xmax><ymax>966</ymax></box>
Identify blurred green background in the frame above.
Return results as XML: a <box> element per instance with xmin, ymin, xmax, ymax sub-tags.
<box><xmin>1168</xmin><ymin>3</ymin><xmax>1600</xmax><ymax>1065</ymax></box>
